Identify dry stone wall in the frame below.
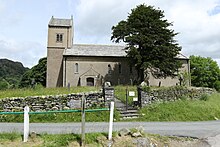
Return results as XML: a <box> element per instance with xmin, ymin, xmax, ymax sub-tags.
<box><xmin>139</xmin><ymin>86</ymin><xmax>215</xmax><ymax>107</ymax></box>
<box><xmin>0</xmin><ymin>92</ymin><xmax>105</xmax><ymax>112</ymax></box>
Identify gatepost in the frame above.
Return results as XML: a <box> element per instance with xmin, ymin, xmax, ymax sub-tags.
<box><xmin>103</xmin><ymin>86</ymin><xmax>114</xmax><ymax>107</ymax></box>
<box><xmin>137</xmin><ymin>86</ymin><xmax>142</xmax><ymax>108</ymax></box>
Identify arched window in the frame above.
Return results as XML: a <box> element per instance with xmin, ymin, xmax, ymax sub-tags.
<box><xmin>108</xmin><ymin>64</ymin><xmax>111</xmax><ymax>74</ymax></box>
<box><xmin>119</xmin><ymin>63</ymin><xmax>122</xmax><ymax>74</ymax></box>
<box><xmin>75</xmin><ymin>63</ymin><xmax>78</xmax><ymax>73</ymax></box>
<box><xmin>56</xmin><ymin>34</ymin><xmax>63</xmax><ymax>42</ymax></box>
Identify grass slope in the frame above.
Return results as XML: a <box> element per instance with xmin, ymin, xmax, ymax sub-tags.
<box><xmin>139</xmin><ymin>93</ymin><xmax>220</xmax><ymax>121</ymax></box>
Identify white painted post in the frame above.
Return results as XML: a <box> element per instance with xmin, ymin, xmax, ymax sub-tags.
<box><xmin>108</xmin><ymin>101</ymin><xmax>114</xmax><ymax>141</ymax></box>
<box><xmin>81</xmin><ymin>94</ymin><xmax>86</xmax><ymax>147</ymax></box>
<box><xmin>23</xmin><ymin>106</ymin><xmax>30</xmax><ymax>142</ymax></box>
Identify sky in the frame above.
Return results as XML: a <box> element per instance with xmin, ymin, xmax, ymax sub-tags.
<box><xmin>0</xmin><ymin>0</ymin><xmax>220</xmax><ymax>68</ymax></box>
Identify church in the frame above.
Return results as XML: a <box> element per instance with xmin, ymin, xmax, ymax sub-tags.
<box><xmin>46</xmin><ymin>16</ymin><xmax>190</xmax><ymax>88</ymax></box>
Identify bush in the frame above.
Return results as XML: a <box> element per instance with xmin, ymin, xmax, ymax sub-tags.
<box><xmin>200</xmin><ymin>94</ymin><xmax>209</xmax><ymax>101</ymax></box>
<box><xmin>214</xmin><ymin>81</ymin><xmax>220</xmax><ymax>92</ymax></box>
<box><xmin>142</xmin><ymin>86</ymin><xmax>151</xmax><ymax>92</ymax></box>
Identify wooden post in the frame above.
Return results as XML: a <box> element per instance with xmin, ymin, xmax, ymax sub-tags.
<box><xmin>23</xmin><ymin>106</ymin><xmax>30</xmax><ymax>142</ymax></box>
<box><xmin>126</xmin><ymin>88</ymin><xmax>128</xmax><ymax>111</ymax></box>
<box><xmin>81</xmin><ymin>94</ymin><xmax>86</xmax><ymax>147</ymax></box>
<box><xmin>108</xmin><ymin>101</ymin><xmax>114</xmax><ymax>143</ymax></box>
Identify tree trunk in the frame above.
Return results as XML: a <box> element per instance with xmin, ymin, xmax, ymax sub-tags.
<box><xmin>137</xmin><ymin>68</ymin><xmax>145</xmax><ymax>84</ymax></box>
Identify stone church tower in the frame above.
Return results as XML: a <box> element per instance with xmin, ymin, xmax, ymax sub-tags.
<box><xmin>47</xmin><ymin>16</ymin><xmax>73</xmax><ymax>87</ymax></box>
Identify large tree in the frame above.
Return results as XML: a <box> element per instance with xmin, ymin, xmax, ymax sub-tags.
<box><xmin>190</xmin><ymin>55</ymin><xmax>220</xmax><ymax>90</ymax></box>
<box><xmin>111</xmin><ymin>4</ymin><xmax>181</xmax><ymax>84</ymax></box>
<box><xmin>19</xmin><ymin>57</ymin><xmax>47</xmax><ymax>88</ymax></box>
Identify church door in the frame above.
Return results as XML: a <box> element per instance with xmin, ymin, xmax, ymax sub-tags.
<box><xmin>86</xmin><ymin>77</ymin><xmax>94</xmax><ymax>86</ymax></box>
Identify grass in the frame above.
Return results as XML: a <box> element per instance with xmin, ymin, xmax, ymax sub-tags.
<box><xmin>138</xmin><ymin>93</ymin><xmax>220</xmax><ymax>121</ymax></box>
<box><xmin>0</xmin><ymin>86</ymin><xmax>99</xmax><ymax>99</ymax></box>
<box><xmin>0</xmin><ymin>132</ymin><xmax>108</xmax><ymax>147</ymax></box>
<box><xmin>0</xmin><ymin>111</ymin><xmax>117</xmax><ymax>123</ymax></box>
<box><xmin>0</xmin><ymin>131</ymin><xmax>201</xmax><ymax>147</ymax></box>
<box><xmin>114</xmin><ymin>85</ymin><xmax>137</xmax><ymax>105</ymax></box>
<box><xmin>1</xmin><ymin>86</ymin><xmax>220</xmax><ymax>122</ymax></box>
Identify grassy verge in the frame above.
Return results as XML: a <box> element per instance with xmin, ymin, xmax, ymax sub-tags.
<box><xmin>0</xmin><ymin>111</ymin><xmax>121</xmax><ymax>123</ymax></box>
<box><xmin>0</xmin><ymin>131</ymin><xmax>203</xmax><ymax>147</ymax></box>
<box><xmin>138</xmin><ymin>93</ymin><xmax>220</xmax><ymax>121</ymax></box>
<box><xmin>0</xmin><ymin>132</ymin><xmax>108</xmax><ymax>147</ymax></box>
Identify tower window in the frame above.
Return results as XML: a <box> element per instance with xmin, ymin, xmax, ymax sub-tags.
<box><xmin>56</xmin><ymin>34</ymin><xmax>63</xmax><ymax>42</ymax></box>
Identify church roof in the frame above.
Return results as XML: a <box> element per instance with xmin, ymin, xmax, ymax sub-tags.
<box><xmin>63</xmin><ymin>44</ymin><xmax>127</xmax><ymax>57</ymax></box>
<box><xmin>49</xmin><ymin>16</ymin><xmax>72</xmax><ymax>27</ymax></box>
<box><xmin>63</xmin><ymin>44</ymin><xmax>189</xmax><ymax>59</ymax></box>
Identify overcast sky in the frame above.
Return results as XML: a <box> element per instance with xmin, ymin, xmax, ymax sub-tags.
<box><xmin>0</xmin><ymin>0</ymin><xmax>220</xmax><ymax>68</ymax></box>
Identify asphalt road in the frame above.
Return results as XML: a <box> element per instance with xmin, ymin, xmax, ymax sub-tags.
<box><xmin>0</xmin><ymin>121</ymin><xmax>220</xmax><ymax>138</ymax></box>
<box><xmin>1</xmin><ymin>121</ymin><xmax>220</xmax><ymax>146</ymax></box>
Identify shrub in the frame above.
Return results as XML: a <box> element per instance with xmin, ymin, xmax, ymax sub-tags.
<box><xmin>142</xmin><ymin>86</ymin><xmax>151</xmax><ymax>92</ymax></box>
<box><xmin>200</xmin><ymin>94</ymin><xmax>209</xmax><ymax>101</ymax></box>
<box><xmin>214</xmin><ymin>81</ymin><xmax>220</xmax><ymax>92</ymax></box>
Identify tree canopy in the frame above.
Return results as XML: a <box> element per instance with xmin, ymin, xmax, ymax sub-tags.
<box><xmin>111</xmin><ymin>4</ymin><xmax>181</xmax><ymax>84</ymax></box>
<box><xmin>19</xmin><ymin>57</ymin><xmax>47</xmax><ymax>88</ymax></box>
<box><xmin>0</xmin><ymin>59</ymin><xmax>28</xmax><ymax>89</ymax></box>
<box><xmin>190</xmin><ymin>55</ymin><xmax>220</xmax><ymax>90</ymax></box>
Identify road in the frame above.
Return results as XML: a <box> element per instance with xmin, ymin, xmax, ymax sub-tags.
<box><xmin>1</xmin><ymin>121</ymin><xmax>220</xmax><ymax>146</ymax></box>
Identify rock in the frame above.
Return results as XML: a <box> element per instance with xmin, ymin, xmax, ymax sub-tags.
<box><xmin>30</xmin><ymin>131</ymin><xmax>37</xmax><ymax>139</ymax></box>
<box><xmin>131</xmin><ymin>131</ymin><xmax>142</xmax><ymax>137</ymax></box>
<box><xmin>52</xmin><ymin>106</ymin><xmax>58</xmax><ymax>110</ymax></box>
<box><xmin>133</xmin><ymin>138</ymin><xmax>151</xmax><ymax>146</ymax></box>
<box><xmin>137</xmin><ymin>126</ymin><xmax>145</xmax><ymax>134</ymax></box>
<box><xmin>63</xmin><ymin>106</ymin><xmax>70</xmax><ymax>110</ymax></box>
<box><xmin>119</xmin><ymin>128</ymin><xmax>130</xmax><ymax>136</ymax></box>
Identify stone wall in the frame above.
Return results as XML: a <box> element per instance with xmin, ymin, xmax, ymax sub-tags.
<box><xmin>138</xmin><ymin>86</ymin><xmax>215</xmax><ymax>107</ymax></box>
<box><xmin>0</xmin><ymin>92</ymin><xmax>105</xmax><ymax>112</ymax></box>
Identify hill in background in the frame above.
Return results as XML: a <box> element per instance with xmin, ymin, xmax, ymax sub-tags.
<box><xmin>0</xmin><ymin>59</ymin><xmax>29</xmax><ymax>89</ymax></box>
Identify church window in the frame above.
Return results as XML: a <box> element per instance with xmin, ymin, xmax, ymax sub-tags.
<box><xmin>108</xmin><ymin>64</ymin><xmax>112</xmax><ymax>74</ymax></box>
<box><xmin>119</xmin><ymin>64</ymin><xmax>122</xmax><ymax>74</ymax></box>
<box><xmin>56</xmin><ymin>34</ymin><xmax>63</xmax><ymax>42</ymax></box>
<box><xmin>75</xmin><ymin>63</ymin><xmax>79</xmax><ymax>73</ymax></box>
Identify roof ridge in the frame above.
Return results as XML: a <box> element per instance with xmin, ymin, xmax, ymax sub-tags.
<box><xmin>73</xmin><ymin>43</ymin><xmax>125</xmax><ymax>47</ymax></box>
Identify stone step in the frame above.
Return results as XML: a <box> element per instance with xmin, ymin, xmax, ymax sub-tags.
<box><xmin>116</xmin><ymin>106</ymin><xmax>137</xmax><ymax>111</ymax></box>
<box><xmin>120</xmin><ymin>109</ymin><xmax>139</xmax><ymax>114</ymax></box>
<box><xmin>120</xmin><ymin>115</ymin><xmax>139</xmax><ymax>120</ymax></box>
<box><xmin>120</xmin><ymin>113</ymin><xmax>139</xmax><ymax>118</ymax></box>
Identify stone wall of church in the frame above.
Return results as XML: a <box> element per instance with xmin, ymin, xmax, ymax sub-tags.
<box><xmin>64</xmin><ymin>56</ymin><xmax>137</xmax><ymax>87</ymax></box>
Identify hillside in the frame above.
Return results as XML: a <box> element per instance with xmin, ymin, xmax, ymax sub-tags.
<box><xmin>0</xmin><ymin>59</ymin><xmax>29</xmax><ymax>89</ymax></box>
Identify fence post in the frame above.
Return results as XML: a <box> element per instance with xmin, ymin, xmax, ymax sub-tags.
<box><xmin>108</xmin><ymin>101</ymin><xmax>114</xmax><ymax>146</ymax></box>
<box><xmin>126</xmin><ymin>87</ymin><xmax>128</xmax><ymax>111</ymax></box>
<box><xmin>81</xmin><ymin>94</ymin><xmax>86</xmax><ymax>147</ymax></box>
<box><xmin>23</xmin><ymin>106</ymin><xmax>30</xmax><ymax>142</ymax></box>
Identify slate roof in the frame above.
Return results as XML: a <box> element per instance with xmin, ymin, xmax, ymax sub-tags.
<box><xmin>63</xmin><ymin>44</ymin><xmax>188</xmax><ymax>59</ymax></box>
<box><xmin>49</xmin><ymin>16</ymin><xmax>72</xmax><ymax>27</ymax></box>
<box><xmin>63</xmin><ymin>44</ymin><xmax>127</xmax><ymax>57</ymax></box>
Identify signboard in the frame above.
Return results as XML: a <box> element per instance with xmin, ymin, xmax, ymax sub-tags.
<box><xmin>133</xmin><ymin>97</ymin><xmax>138</xmax><ymax>101</ymax></box>
<box><xmin>103</xmin><ymin>87</ymin><xmax>114</xmax><ymax>102</ymax></box>
<box><xmin>129</xmin><ymin>91</ymin><xmax>135</xmax><ymax>97</ymax></box>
